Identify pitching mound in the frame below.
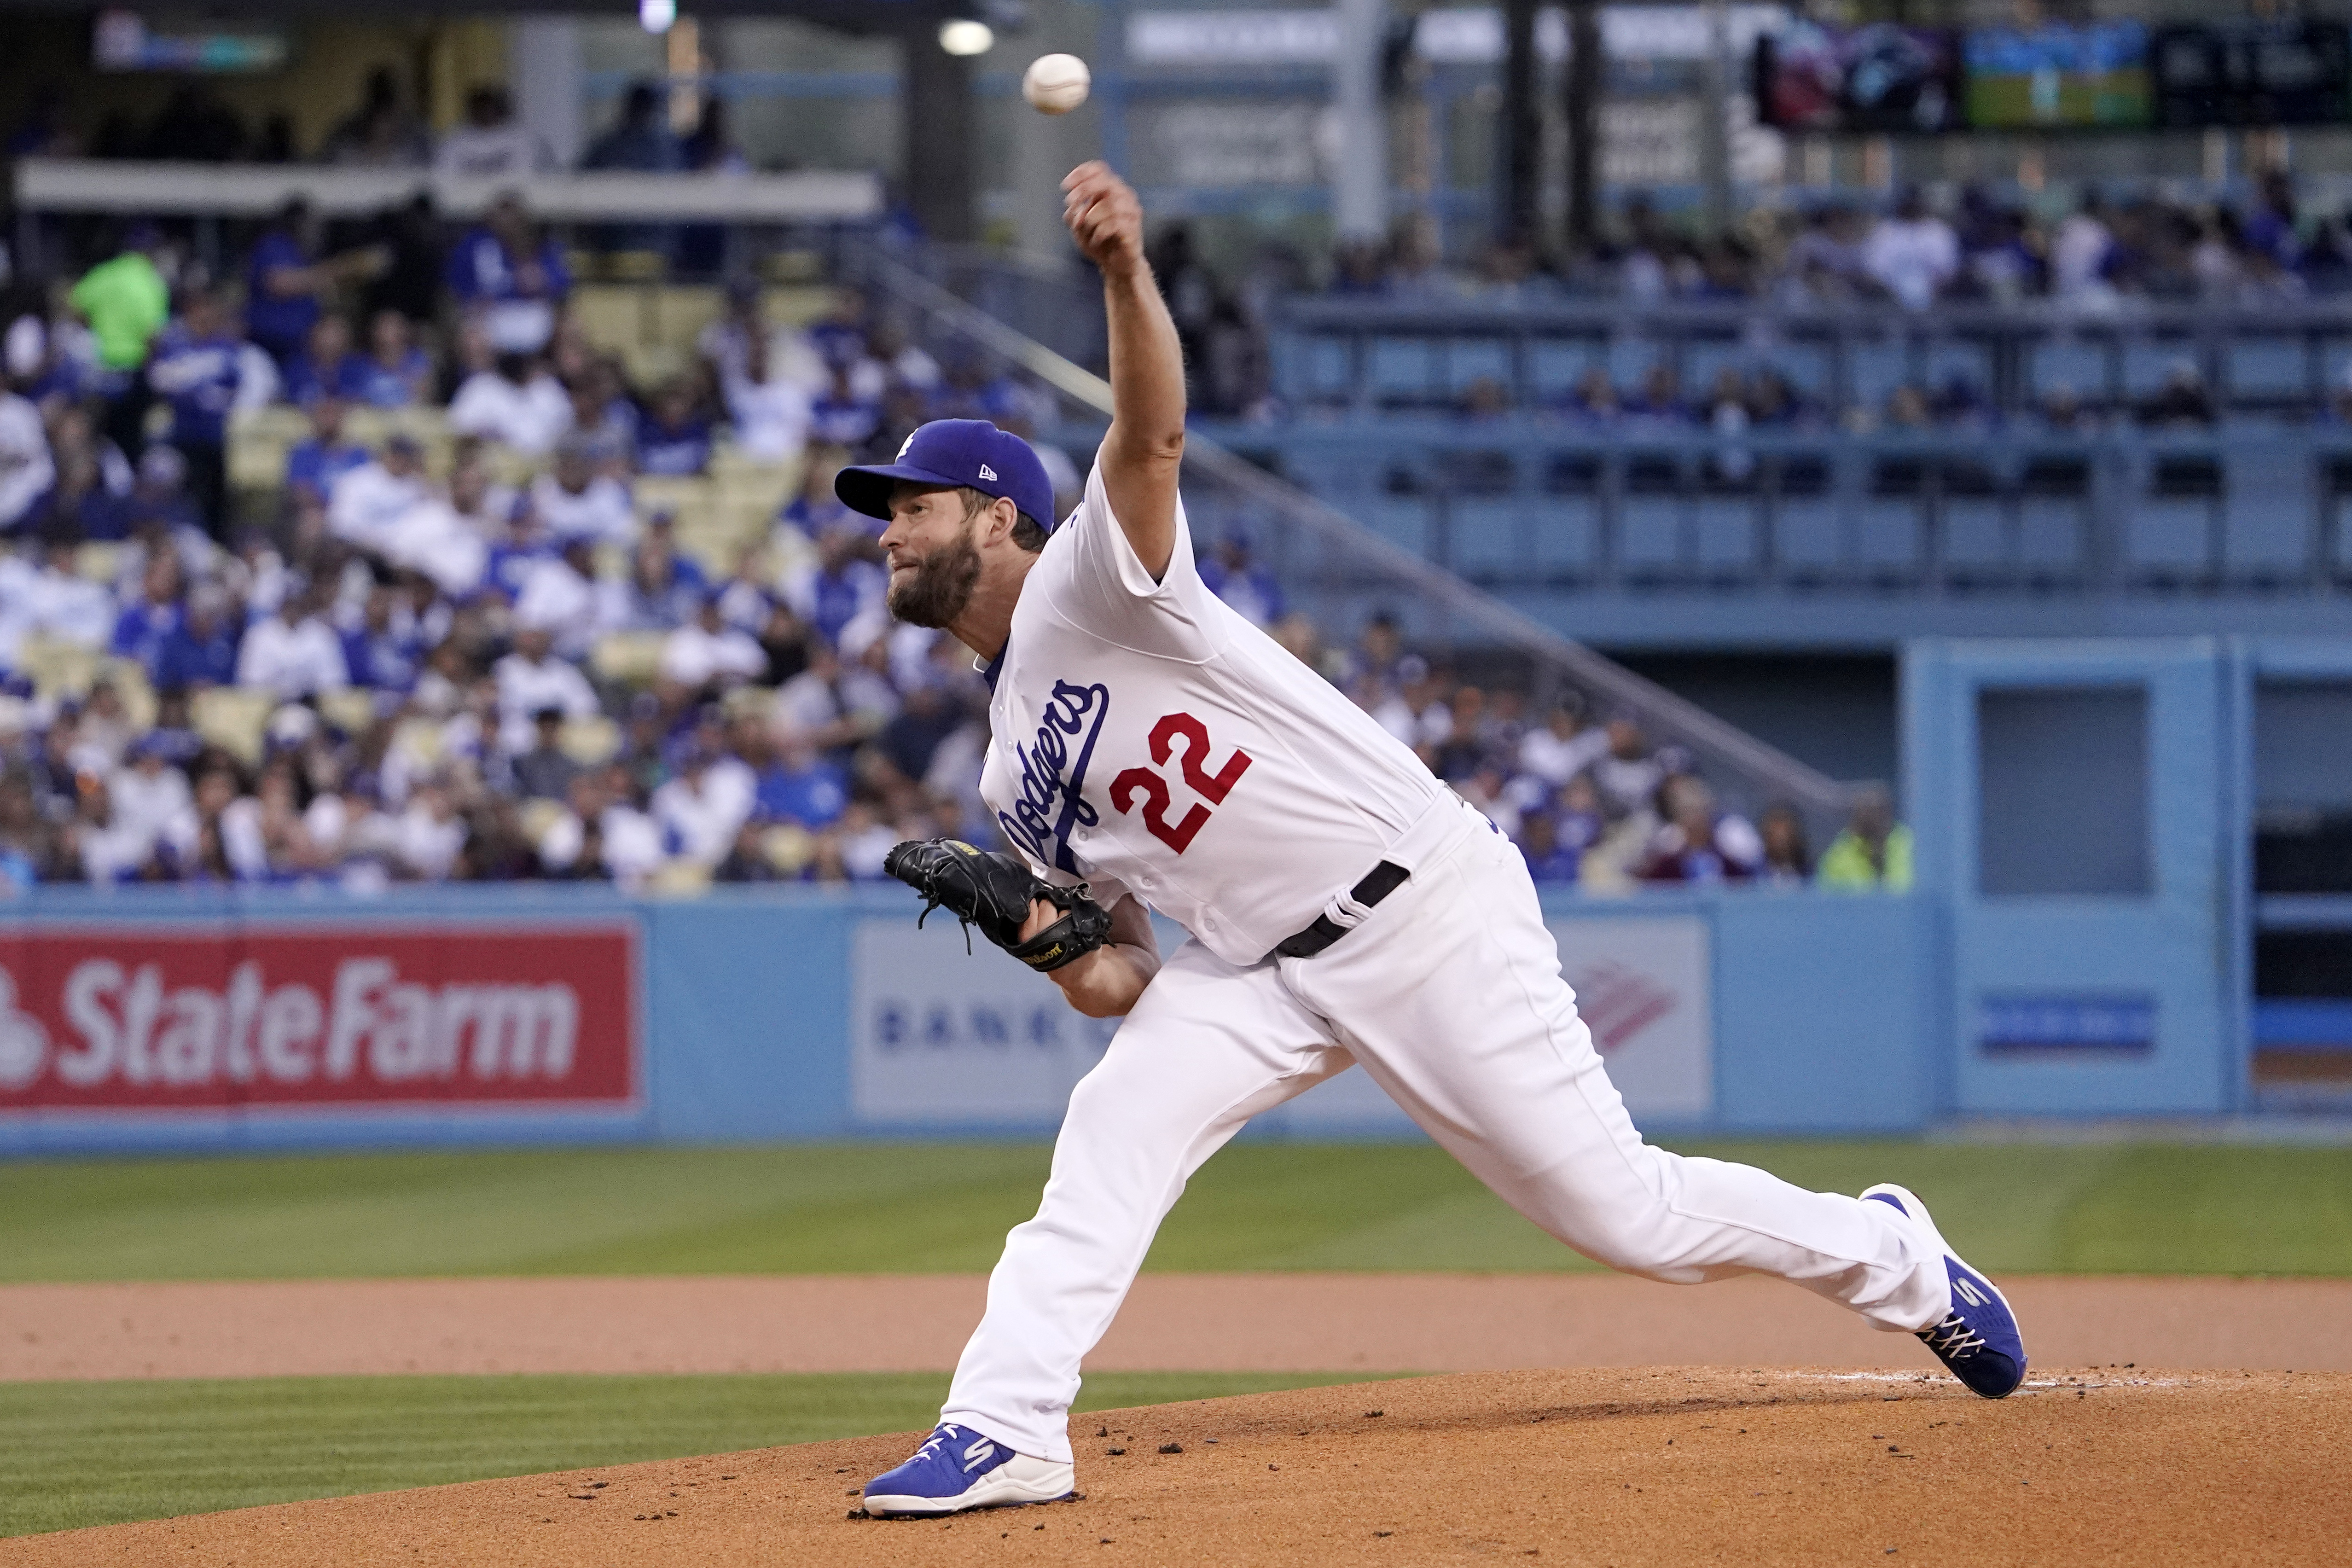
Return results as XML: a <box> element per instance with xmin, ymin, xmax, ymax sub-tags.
<box><xmin>11</xmin><ymin>1368</ymin><xmax>2348</xmax><ymax>1565</ymax></box>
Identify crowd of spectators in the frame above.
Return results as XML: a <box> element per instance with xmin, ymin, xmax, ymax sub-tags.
<box><xmin>1314</xmin><ymin>608</ymin><xmax>1910</xmax><ymax>893</ymax></box>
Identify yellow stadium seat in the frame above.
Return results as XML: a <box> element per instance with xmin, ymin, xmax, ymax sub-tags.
<box><xmin>74</xmin><ymin>543</ymin><xmax>124</xmax><ymax>586</ymax></box>
<box><xmin>97</xmin><ymin>657</ymin><xmax>157</xmax><ymax>735</ymax></box>
<box><xmin>765</xmin><ymin>285</ymin><xmax>839</xmax><ymax>327</ymax></box>
<box><xmin>760</xmin><ymin>823</ymin><xmax>814</xmax><ymax>875</ymax></box>
<box><xmin>316</xmin><ymin>687</ymin><xmax>379</xmax><ymax>738</ymax></box>
<box><xmin>591</xmin><ymin>632</ymin><xmax>667</xmax><ymax>686</ymax></box>
<box><xmin>655</xmin><ymin>286</ymin><xmax>723</xmax><ymax>360</ymax></box>
<box><xmin>191</xmin><ymin>686</ymin><xmax>276</xmax><ymax>768</ymax></box>
<box><xmin>719</xmin><ymin>684</ymin><xmax>776</xmax><ymax>723</ymax></box>
<box><xmin>558</xmin><ymin>714</ymin><xmax>621</xmax><ymax>766</ymax></box>
<box><xmin>15</xmin><ymin>636</ymin><xmax>101</xmax><ymax>702</ymax></box>
<box><xmin>516</xmin><ymin>797</ymin><xmax>569</xmax><ymax>839</ymax></box>
<box><xmin>635</xmin><ymin>475</ymin><xmax>715</xmax><ymax>523</ymax></box>
<box><xmin>572</xmin><ymin>285</ymin><xmax>647</xmax><ymax>362</ymax></box>
<box><xmin>647</xmin><ymin>858</ymin><xmax>713</xmax><ymax>896</ymax></box>
<box><xmin>605</xmin><ymin>251</ymin><xmax>667</xmax><ymax>283</ymax></box>
<box><xmin>387</xmin><ymin>715</ymin><xmax>447</xmax><ymax>772</ymax></box>
<box><xmin>233</xmin><ymin>405</ymin><xmax>310</xmax><ymax>445</ymax></box>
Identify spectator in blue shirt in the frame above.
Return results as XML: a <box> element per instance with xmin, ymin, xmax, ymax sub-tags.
<box><xmin>635</xmin><ymin>379</ymin><xmax>713</xmax><ymax>476</ymax></box>
<box><xmin>153</xmin><ymin>584</ymin><xmax>241</xmax><ymax>692</ymax></box>
<box><xmin>446</xmin><ymin>193</ymin><xmax>571</xmax><ymax>355</ymax></box>
<box><xmin>284</xmin><ymin>395</ymin><xmax>370</xmax><ymax>506</ymax></box>
<box><xmin>244</xmin><ymin>199</ymin><xmax>379</xmax><ymax>369</ymax></box>
<box><xmin>778</xmin><ymin>453</ymin><xmax>857</xmax><ymax>539</ymax></box>
<box><xmin>1516</xmin><ymin>811</ymin><xmax>1589</xmax><ymax>885</ymax></box>
<box><xmin>755</xmin><ymin>738</ymin><xmax>849</xmax><ymax>831</ymax></box>
<box><xmin>809</xmin><ymin>362</ymin><xmax>881</xmax><ymax>449</ymax></box>
<box><xmin>109</xmin><ymin>552</ymin><xmax>185</xmax><ymax>678</ymax></box>
<box><xmin>351</xmin><ymin>309</ymin><xmax>433</xmax><ymax>409</ymax></box>
<box><xmin>144</xmin><ymin>287</ymin><xmax>250</xmax><ymax>540</ymax></box>
<box><xmin>339</xmin><ymin>586</ymin><xmax>423</xmax><ymax>692</ymax></box>
<box><xmin>1196</xmin><ymin>530</ymin><xmax>1286</xmax><ymax>629</ymax></box>
<box><xmin>280</xmin><ymin>314</ymin><xmax>366</xmax><ymax>407</ymax></box>
<box><xmin>484</xmin><ymin>502</ymin><xmax>557</xmax><ymax>602</ymax></box>
<box><xmin>120</xmin><ymin>445</ymin><xmax>201</xmax><ymax>540</ymax></box>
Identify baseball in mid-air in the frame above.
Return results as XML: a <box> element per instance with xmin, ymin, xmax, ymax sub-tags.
<box><xmin>1022</xmin><ymin>53</ymin><xmax>1091</xmax><ymax>115</ymax></box>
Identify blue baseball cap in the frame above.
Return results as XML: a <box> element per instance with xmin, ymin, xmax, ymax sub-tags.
<box><xmin>834</xmin><ymin>419</ymin><xmax>1055</xmax><ymax>534</ymax></box>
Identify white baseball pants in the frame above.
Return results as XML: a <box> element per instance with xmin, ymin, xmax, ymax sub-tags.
<box><xmin>942</xmin><ymin>795</ymin><xmax>1951</xmax><ymax>1463</ymax></box>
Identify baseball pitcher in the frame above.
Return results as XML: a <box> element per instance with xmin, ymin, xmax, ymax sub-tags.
<box><xmin>845</xmin><ymin>163</ymin><xmax>2027</xmax><ymax>1517</ymax></box>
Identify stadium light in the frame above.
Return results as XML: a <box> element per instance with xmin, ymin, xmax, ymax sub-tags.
<box><xmin>938</xmin><ymin>18</ymin><xmax>994</xmax><ymax>56</ymax></box>
<box><xmin>639</xmin><ymin>0</ymin><xmax>675</xmax><ymax>35</ymax></box>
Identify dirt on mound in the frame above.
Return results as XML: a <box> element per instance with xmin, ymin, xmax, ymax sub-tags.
<box><xmin>10</xmin><ymin>1368</ymin><xmax>2348</xmax><ymax>1566</ymax></box>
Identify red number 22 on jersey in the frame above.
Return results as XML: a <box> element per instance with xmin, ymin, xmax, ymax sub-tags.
<box><xmin>1109</xmin><ymin>713</ymin><xmax>1253</xmax><ymax>854</ymax></box>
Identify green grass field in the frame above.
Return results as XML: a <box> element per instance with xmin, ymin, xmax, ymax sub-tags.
<box><xmin>1</xmin><ymin>1140</ymin><xmax>2348</xmax><ymax>1280</ymax></box>
<box><xmin>5</xmin><ymin>1138</ymin><xmax>2346</xmax><ymax>1539</ymax></box>
<box><xmin>0</xmin><ymin>1370</ymin><xmax>1368</xmax><ymax>1538</ymax></box>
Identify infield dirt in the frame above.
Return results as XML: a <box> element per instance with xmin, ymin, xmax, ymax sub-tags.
<box><xmin>9</xmin><ymin>1367</ymin><xmax>2346</xmax><ymax>1566</ymax></box>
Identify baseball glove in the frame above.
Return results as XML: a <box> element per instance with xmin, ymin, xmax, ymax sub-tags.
<box><xmin>883</xmin><ymin>837</ymin><xmax>1113</xmax><ymax>973</ymax></box>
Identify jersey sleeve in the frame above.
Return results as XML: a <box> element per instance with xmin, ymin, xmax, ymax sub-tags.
<box><xmin>1030</xmin><ymin>448</ymin><xmax>1223</xmax><ymax>662</ymax></box>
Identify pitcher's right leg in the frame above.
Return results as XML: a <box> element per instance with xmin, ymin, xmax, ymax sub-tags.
<box><xmin>938</xmin><ymin>940</ymin><xmax>1347</xmax><ymax>1464</ymax></box>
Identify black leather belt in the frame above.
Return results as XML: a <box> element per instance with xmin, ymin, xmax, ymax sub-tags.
<box><xmin>1273</xmin><ymin>860</ymin><xmax>1411</xmax><ymax>959</ymax></box>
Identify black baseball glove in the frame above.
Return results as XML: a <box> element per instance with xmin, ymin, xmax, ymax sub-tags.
<box><xmin>883</xmin><ymin>838</ymin><xmax>1113</xmax><ymax>973</ymax></box>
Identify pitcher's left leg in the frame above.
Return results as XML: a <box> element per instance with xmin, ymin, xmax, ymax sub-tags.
<box><xmin>1287</xmin><ymin>822</ymin><xmax>1948</xmax><ymax>1334</ymax></box>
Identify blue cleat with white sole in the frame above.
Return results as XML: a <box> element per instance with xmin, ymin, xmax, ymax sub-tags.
<box><xmin>863</xmin><ymin>1423</ymin><xmax>1075</xmax><ymax>1517</ymax></box>
<box><xmin>1863</xmin><ymin>1182</ymin><xmax>2028</xmax><ymax>1399</ymax></box>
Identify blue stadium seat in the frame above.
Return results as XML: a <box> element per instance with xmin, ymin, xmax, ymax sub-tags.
<box><xmin>1771</xmin><ymin>497</ymin><xmax>1844</xmax><ymax>575</ymax></box>
<box><xmin>1617</xmin><ymin>495</ymin><xmax>1685</xmax><ymax>578</ymax></box>
<box><xmin>1443</xmin><ymin>338</ymin><xmax>1513</xmax><ymax>400</ymax></box>
<box><xmin>1272</xmin><ymin>335</ymin><xmax>1356</xmax><ymax>407</ymax></box>
<box><xmin>2320</xmin><ymin>337</ymin><xmax>2352</xmax><ymax>398</ymax></box>
<box><xmin>2027</xmin><ymin>338</ymin><xmax>2108</xmax><ymax>405</ymax></box>
<box><xmin>1532</xmin><ymin>495</ymin><xmax>1600</xmax><ymax>581</ymax></box>
<box><xmin>1767</xmin><ymin>344</ymin><xmax>1832</xmax><ymax>402</ymax></box>
<box><xmin>1529</xmin><ymin>340</ymin><xmax>1598</xmax><ymax>403</ymax></box>
<box><xmin>1691</xmin><ymin>495</ymin><xmax>1762</xmax><ymax>579</ymax></box>
<box><xmin>2334</xmin><ymin>498</ymin><xmax>2352</xmax><ymax>578</ymax></box>
<box><xmin>2121</xmin><ymin>337</ymin><xmax>2200</xmax><ymax>402</ymax></box>
<box><xmin>1357</xmin><ymin>493</ymin><xmax>1434</xmax><ymax>558</ymax></box>
<box><xmin>2125</xmin><ymin>498</ymin><xmax>2216</xmax><ymax>580</ymax></box>
<box><xmin>1922</xmin><ymin>339</ymin><xmax>1992</xmax><ymax>400</ymax></box>
<box><xmin>1368</xmin><ymin>337</ymin><xmax>1440</xmax><ymax>407</ymax></box>
<box><xmin>1846</xmin><ymin>339</ymin><xmax>1911</xmax><ymax>412</ymax></box>
<box><xmin>1853</xmin><ymin>497</ymin><xmax>1926</xmax><ymax>578</ymax></box>
<box><xmin>1609</xmin><ymin>338</ymin><xmax>1666</xmax><ymax>389</ymax></box>
<box><xmin>1446</xmin><ymin>498</ymin><xmax>1521</xmax><ymax>582</ymax></box>
<box><xmin>2016</xmin><ymin>498</ymin><xmax>2089</xmax><ymax>577</ymax></box>
<box><xmin>2224</xmin><ymin>337</ymin><xmax>2311</xmax><ymax>406</ymax></box>
<box><xmin>2223</xmin><ymin>450</ymin><xmax>2315</xmax><ymax>580</ymax></box>
<box><xmin>1682</xmin><ymin>340</ymin><xmax>1744</xmax><ymax>396</ymax></box>
<box><xmin>1942</xmin><ymin>496</ymin><xmax>2011</xmax><ymax>577</ymax></box>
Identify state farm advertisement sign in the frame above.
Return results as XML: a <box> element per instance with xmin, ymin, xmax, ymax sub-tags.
<box><xmin>0</xmin><ymin>924</ymin><xmax>637</xmax><ymax>1114</ymax></box>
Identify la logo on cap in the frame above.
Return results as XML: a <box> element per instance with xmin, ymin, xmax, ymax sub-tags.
<box><xmin>978</xmin><ymin>463</ymin><xmax>998</xmax><ymax>481</ymax></box>
<box><xmin>897</xmin><ymin>432</ymin><xmax>916</xmax><ymax>458</ymax></box>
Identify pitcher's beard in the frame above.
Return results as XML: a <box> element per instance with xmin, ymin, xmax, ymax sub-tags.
<box><xmin>886</xmin><ymin>528</ymin><xmax>983</xmax><ymax>628</ymax></box>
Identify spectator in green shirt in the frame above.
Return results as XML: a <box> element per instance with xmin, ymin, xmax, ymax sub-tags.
<box><xmin>1817</xmin><ymin>784</ymin><xmax>1914</xmax><ymax>891</ymax></box>
<box><xmin>70</xmin><ymin>226</ymin><xmax>170</xmax><ymax>373</ymax></box>
<box><xmin>70</xmin><ymin>224</ymin><xmax>171</xmax><ymax>462</ymax></box>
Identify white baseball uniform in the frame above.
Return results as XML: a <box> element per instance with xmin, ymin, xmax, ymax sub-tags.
<box><xmin>942</xmin><ymin>457</ymin><xmax>1951</xmax><ymax>1463</ymax></box>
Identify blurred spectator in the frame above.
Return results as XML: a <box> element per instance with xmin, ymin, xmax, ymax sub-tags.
<box><xmin>1817</xmin><ymin>784</ymin><xmax>1913</xmax><ymax>892</ymax></box>
<box><xmin>327</xmin><ymin>432</ymin><xmax>433</xmax><ymax>557</ymax></box>
<box><xmin>323</xmin><ymin>66</ymin><xmax>430</xmax><ymax>168</ymax></box>
<box><xmin>447</xmin><ymin>194</ymin><xmax>570</xmax><ymax>357</ymax></box>
<box><xmin>1518</xmin><ymin>702</ymin><xmax>1608</xmax><ymax>788</ymax></box>
<box><xmin>281</xmin><ymin>314</ymin><xmax>363</xmax><ymax>407</ymax></box>
<box><xmin>285</xmin><ymin>395</ymin><xmax>369</xmax><ymax>506</ymax></box>
<box><xmin>146</xmin><ymin>285</ymin><xmax>269</xmax><ymax>540</ymax></box>
<box><xmin>352</xmin><ymin>311</ymin><xmax>434</xmax><ymax>409</ymax></box>
<box><xmin>1196</xmin><ymin>531</ymin><xmax>1285</xmax><ymax>628</ymax></box>
<box><xmin>2139</xmin><ymin>361</ymin><xmax>2216</xmax><ymax>430</ymax></box>
<box><xmin>1516</xmin><ymin>810</ymin><xmax>1585</xmax><ymax>884</ymax></box>
<box><xmin>449</xmin><ymin>348</ymin><xmax>570</xmax><ymax>456</ymax></box>
<box><xmin>1861</xmin><ymin>188</ymin><xmax>1959</xmax><ymax>311</ymax></box>
<box><xmin>724</xmin><ymin>331</ymin><xmax>814</xmax><ymax>466</ymax></box>
<box><xmin>652</xmin><ymin>741</ymin><xmax>754</xmax><ymax>866</ymax></box>
<box><xmin>584</xmin><ymin>81</ymin><xmax>685</xmax><ymax>175</ymax></box>
<box><xmin>154</xmin><ymin>584</ymin><xmax>239</xmax><ymax>691</ymax></box>
<box><xmin>0</xmin><ymin>385</ymin><xmax>54</xmax><ymax>530</ymax></box>
<box><xmin>235</xmin><ymin>587</ymin><xmax>347</xmax><ymax>699</ymax></box>
<box><xmin>531</xmin><ymin>437</ymin><xmax>635</xmax><ymax>545</ymax></box>
<box><xmin>340</xmin><ymin>586</ymin><xmax>424</xmax><ymax>692</ymax></box>
<box><xmin>1635</xmin><ymin>775</ymin><xmax>1763</xmax><ymax>884</ymax></box>
<box><xmin>1589</xmin><ymin>718</ymin><xmax>1665</xmax><ymax>822</ymax></box>
<box><xmin>494</xmin><ymin>622</ymin><xmax>598</xmax><ymax>755</ymax></box>
<box><xmin>636</xmin><ymin>379</ymin><xmax>713</xmax><ymax>476</ymax></box>
<box><xmin>70</xmin><ymin>225</ymin><xmax>170</xmax><ymax>454</ymax></box>
<box><xmin>434</xmin><ymin>85</ymin><xmax>551</xmax><ymax>181</ymax></box>
<box><xmin>511</xmin><ymin>708</ymin><xmax>582</xmax><ymax>801</ymax></box>
<box><xmin>659</xmin><ymin>593</ymin><xmax>764</xmax><ymax>695</ymax></box>
<box><xmin>245</xmin><ymin>200</ymin><xmax>380</xmax><ymax>370</ymax></box>
<box><xmin>1756</xmin><ymin>802</ymin><xmax>1812</xmax><ymax>887</ymax></box>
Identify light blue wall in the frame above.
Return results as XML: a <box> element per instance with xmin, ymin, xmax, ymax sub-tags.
<box><xmin>0</xmin><ymin>884</ymin><xmax>1940</xmax><ymax>1154</ymax></box>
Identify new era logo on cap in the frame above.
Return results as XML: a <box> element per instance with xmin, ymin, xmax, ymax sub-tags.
<box><xmin>978</xmin><ymin>463</ymin><xmax>997</xmax><ymax>481</ymax></box>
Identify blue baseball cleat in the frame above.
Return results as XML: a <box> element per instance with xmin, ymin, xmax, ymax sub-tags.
<box><xmin>862</xmin><ymin>1423</ymin><xmax>1075</xmax><ymax>1517</ymax></box>
<box><xmin>1863</xmin><ymin>1182</ymin><xmax>2028</xmax><ymax>1400</ymax></box>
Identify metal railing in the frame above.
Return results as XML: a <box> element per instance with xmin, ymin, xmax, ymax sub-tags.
<box><xmin>846</xmin><ymin>243</ymin><xmax>1858</xmax><ymax>833</ymax></box>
